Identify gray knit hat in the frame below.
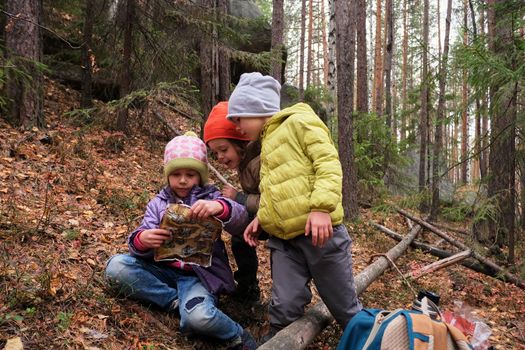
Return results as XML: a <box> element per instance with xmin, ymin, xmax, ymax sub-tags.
<box><xmin>227</xmin><ymin>72</ymin><xmax>281</xmax><ymax>119</ymax></box>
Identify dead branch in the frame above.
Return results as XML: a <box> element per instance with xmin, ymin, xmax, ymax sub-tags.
<box><xmin>372</xmin><ymin>221</ymin><xmax>495</xmax><ymax>276</ymax></box>
<box><xmin>257</xmin><ymin>224</ymin><xmax>422</xmax><ymax>350</ymax></box>
<box><xmin>434</xmin><ymin>238</ymin><xmax>446</xmax><ymax>247</ymax></box>
<box><xmin>157</xmin><ymin>99</ymin><xmax>198</xmax><ymax>120</ymax></box>
<box><xmin>432</xmin><ymin>222</ymin><xmax>469</xmax><ymax>235</ymax></box>
<box><xmin>404</xmin><ymin>249</ymin><xmax>471</xmax><ymax>280</ymax></box>
<box><xmin>396</xmin><ymin>208</ymin><xmax>525</xmax><ymax>290</ymax></box>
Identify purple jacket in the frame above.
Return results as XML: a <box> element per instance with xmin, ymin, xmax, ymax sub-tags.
<box><xmin>128</xmin><ymin>184</ymin><xmax>249</xmax><ymax>295</ymax></box>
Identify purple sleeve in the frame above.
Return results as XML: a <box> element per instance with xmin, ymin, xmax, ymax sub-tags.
<box><xmin>207</xmin><ymin>188</ymin><xmax>249</xmax><ymax>236</ymax></box>
<box><xmin>128</xmin><ymin>197</ymin><xmax>164</xmax><ymax>258</ymax></box>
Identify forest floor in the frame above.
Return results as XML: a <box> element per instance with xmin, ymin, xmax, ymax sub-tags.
<box><xmin>1</xmin><ymin>79</ymin><xmax>524</xmax><ymax>350</ymax></box>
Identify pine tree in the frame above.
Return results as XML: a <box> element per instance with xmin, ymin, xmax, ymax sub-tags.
<box><xmin>5</xmin><ymin>0</ymin><xmax>44</xmax><ymax>128</ymax></box>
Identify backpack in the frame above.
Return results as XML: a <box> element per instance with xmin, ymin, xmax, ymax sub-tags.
<box><xmin>337</xmin><ymin>307</ymin><xmax>474</xmax><ymax>350</ymax></box>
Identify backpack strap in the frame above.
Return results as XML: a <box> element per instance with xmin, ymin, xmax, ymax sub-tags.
<box><xmin>408</xmin><ymin>312</ymin><xmax>433</xmax><ymax>350</ymax></box>
<box><xmin>445</xmin><ymin>322</ymin><xmax>474</xmax><ymax>350</ymax></box>
<box><xmin>430</xmin><ymin>319</ymin><xmax>448</xmax><ymax>350</ymax></box>
<box><xmin>363</xmin><ymin>309</ymin><xmax>407</xmax><ymax>350</ymax></box>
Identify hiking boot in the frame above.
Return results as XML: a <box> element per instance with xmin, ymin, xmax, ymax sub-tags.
<box><xmin>232</xmin><ymin>283</ymin><xmax>261</xmax><ymax>304</ymax></box>
<box><xmin>226</xmin><ymin>329</ymin><xmax>258</xmax><ymax>350</ymax></box>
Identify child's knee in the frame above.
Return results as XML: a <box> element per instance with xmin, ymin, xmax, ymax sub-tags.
<box><xmin>104</xmin><ymin>254</ymin><xmax>136</xmax><ymax>286</ymax></box>
<box><xmin>181</xmin><ymin>296</ymin><xmax>216</xmax><ymax>331</ymax></box>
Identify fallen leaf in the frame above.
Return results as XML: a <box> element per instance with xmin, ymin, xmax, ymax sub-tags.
<box><xmin>4</xmin><ymin>337</ymin><xmax>24</xmax><ymax>350</ymax></box>
<box><xmin>68</xmin><ymin>219</ymin><xmax>80</xmax><ymax>226</ymax></box>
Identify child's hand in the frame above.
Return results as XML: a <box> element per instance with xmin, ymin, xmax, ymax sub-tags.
<box><xmin>243</xmin><ymin>217</ymin><xmax>261</xmax><ymax>247</ymax></box>
<box><xmin>222</xmin><ymin>185</ymin><xmax>238</xmax><ymax>200</ymax></box>
<box><xmin>190</xmin><ymin>200</ymin><xmax>223</xmax><ymax>220</ymax></box>
<box><xmin>139</xmin><ymin>229</ymin><xmax>172</xmax><ymax>249</ymax></box>
<box><xmin>305</xmin><ymin>211</ymin><xmax>333</xmax><ymax>247</ymax></box>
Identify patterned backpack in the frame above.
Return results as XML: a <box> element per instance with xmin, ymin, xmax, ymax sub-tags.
<box><xmin>337</xmin><ymin>298</ymin><xmax>474</xmax><ymax>350</ymax></box>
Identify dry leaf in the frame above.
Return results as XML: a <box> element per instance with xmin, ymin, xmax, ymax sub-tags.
<box><xmin>3</xmin><ymin>337</ymin><xmax>24</xmax><ymax>350</ymax></box>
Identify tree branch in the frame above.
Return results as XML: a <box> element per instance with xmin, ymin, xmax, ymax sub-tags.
<box><xmin>396</xmin><ymin>208</ymin><xmax>525</xmax><ymax>290</ymax></box>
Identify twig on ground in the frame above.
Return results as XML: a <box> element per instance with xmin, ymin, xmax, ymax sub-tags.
<box><xmin>403</xmin><ymin>249</ymin><xmax>471</xmax><ymax>280</ymax></box>
<box><xmin>396</xmin><ymin>208</ymin><xmax>525</xmax><ymax>290</ymax></box>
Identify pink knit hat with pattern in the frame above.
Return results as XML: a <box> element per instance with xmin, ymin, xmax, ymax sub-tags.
<box><xmin>164</xmin><ymin>131</ymin><xmax>208</xmax><ymax>184</ymax></box>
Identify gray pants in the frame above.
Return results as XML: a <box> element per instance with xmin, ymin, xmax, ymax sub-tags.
<box><xmin>268</xmin><ymin>224</ymin><xmax>362</xmax><ymax>330</ymax></box>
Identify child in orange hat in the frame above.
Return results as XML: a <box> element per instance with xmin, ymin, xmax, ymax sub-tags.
<box><xmin>204</xmin><ymin>101</ymin><xmax>263</xmax><ymax>304</ymax></box>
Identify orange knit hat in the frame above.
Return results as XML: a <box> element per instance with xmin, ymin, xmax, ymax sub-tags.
<box><xmin>203</xmin><ymin>101</ymin><xmax>250</xmax><ymax>144</ymax></box>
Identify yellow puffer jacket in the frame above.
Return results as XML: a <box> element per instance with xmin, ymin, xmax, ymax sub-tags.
<box><xmin>257</xmin><ymin>103</ymin><xmax>344</xmax><ymax>239</ymax></box>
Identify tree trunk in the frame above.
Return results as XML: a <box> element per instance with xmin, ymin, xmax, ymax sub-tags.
<box><xmin>418</xmin><ymin>0</ymin><xmax>429</xmax><ymax>212</ymax></box>
<box><xmin>335</xmin><ymin>0</ymin><xmax>358</xmax><ymax>220</ymax></box>
<box><xmin>467</xmin><ymin>0</ymin><xmax>481</xmax><ymax>182</ymax></box>
<box><xmin>299</xmin><ymin>0</ymin><xmax>307</xmax><ymax>99</ymax></box>
<box><xmin>479</xmin><ymin>8</ymin><xmax>488</xmax><ymax>179</ymax></box>
<box><xmin>314</xmin><ymin>0</ymin><xmax>321</xmax><ymax>86</ymax></box>
<box><xmin>487</xmin><ymin>0</ymin><xmax>517</xmax><ymax>263</ymax></box>
<box><xmin>81</xmin><ymin>0</ymin><xmax>94</xmax><ymax>108</ymax></box>
<box><xmin>437</xmin><ymin>0</ymin><xmax>441</xmax><ymax>63</ymax></box>
<box><xmin>271</xmin><ymin>0</ymin><xmax>284</xmax><ymax>83</ymax></box>
<box><xmin>521</xmin><ymin>160</ymin><xmax>525</xmax><ymax>233</ymax></box>
<box><xmin>199</xmin><ymin>0</ymin><xmax>214</xmax><ymax>121</ymax></box>
<box><xmin>5</xmin><ymin>0</ymin><xmax>44</xmax><ymax>128</ymax></box>
<box><xmin>326</xmin><ymin>0</ymin><xmax>337</xmax><ymax>135</ymax></box>
<box><xmin>372</xmin><ymin>0</ymin><xmax>383</xmax><ymax>115</ymax></box>
<box><xmin>400</xmin><ymin>0</ymin><xmax>408</xmax><ymax>142</ymax></box>
<box><xmin>461</xmin><ymin>0</ymin><xmax>469</xmax><ymax>184</ymax></box>
<box><xmin>355</xmin><ymin>0</ymin><xmax>368</xmax><ymax>114</ymax></box>
<box><xmin>217</xmin><ymin>0</ymin><xmax>230</xmax><ymax>100</ymax></box>
<box><xmin>306</xmin><ymin>0</ymin><xmax>314</xmax><ymax>86</ymax></box>
<box><xmin>321</xmin><ymin>0</ymin><xmax>329</xmax><ymax>86</ymax></box>
<box><xmin>383</xmin><ymin>0</ymin><xmax>393</xmax><ymax>130</ymax></box>
<box><xmin>116</xmin><ymin>0</ymin><xmax>135</xmax><ymax>134</ymax></box>
<box><xmin>258</xmin><ymin>222</ymin><xmax>422</xmax><ymax>350</ymax></box>
<box><xmin>430</xmin><ymin>0</ymin><xmax>452</xmax><ymax>220</ymax></box>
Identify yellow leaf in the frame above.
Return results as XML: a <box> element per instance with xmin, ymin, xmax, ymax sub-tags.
<box><xmin>4</xmin><ymin>337</ymin><xmax>24</xmax><ymax>350</ymax></box>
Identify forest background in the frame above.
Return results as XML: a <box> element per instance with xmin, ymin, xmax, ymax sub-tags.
<box><xmin>0</xmin><ymin>0</ymin><xmax>524</xmax><ymax>349</ymax></box>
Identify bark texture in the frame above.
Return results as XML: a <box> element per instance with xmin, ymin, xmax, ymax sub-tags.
<box><xmin>5</xmin><ymin>0</ymin><xmax>44</xmax><ymax>128</ymax></box>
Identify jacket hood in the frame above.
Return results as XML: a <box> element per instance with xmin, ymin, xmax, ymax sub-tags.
<box><xmin>263</xmin><ymin>103</ymin><xmax>316</xmax><ymax>135</ymax></box>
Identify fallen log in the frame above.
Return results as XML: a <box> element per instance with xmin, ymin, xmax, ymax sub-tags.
<box><xmin>397</xmin><ymin>208</ymin><xmax>525</xmax><ymax>290</ymax></box>
<box><xmin>257</xmin><ymin>224</ymin><xmax>422</xmax><ymax>350</ymax></box>
<box><xmin>372</xmin><ymin>222</ymin><xmax>497</xmax><ymax>276</ymax></box>
<box><xmin>404</xmin><ymin>249</ymin><xmax>471</xmax><ymax>280</ymax></box>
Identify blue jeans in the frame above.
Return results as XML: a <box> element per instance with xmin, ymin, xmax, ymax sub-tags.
<box><xmin>105</xmin><ymin>254</ymin><xmax>243</xmax><ymax>341</ymax></box>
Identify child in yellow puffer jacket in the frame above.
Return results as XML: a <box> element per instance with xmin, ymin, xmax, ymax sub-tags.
<box><xmin>227</xmin><ymin>72</ymin><xmax>362</xmax><ymax>344</ymax></box>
